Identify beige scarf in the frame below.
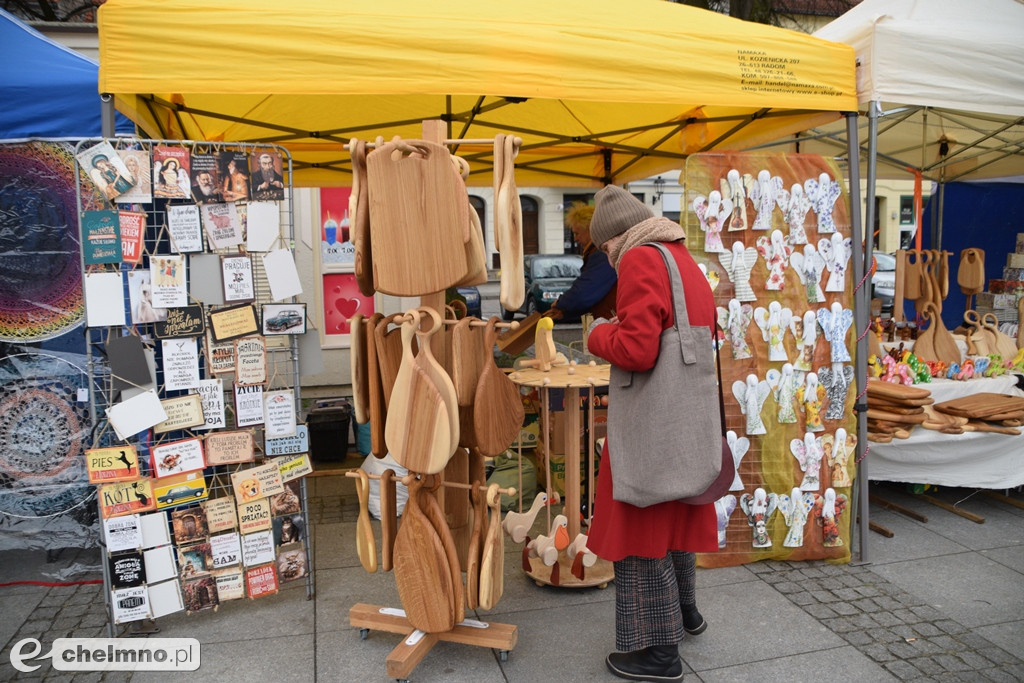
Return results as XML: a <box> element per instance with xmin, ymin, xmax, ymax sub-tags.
<box><xmin>608</xmin><ymin>216</ymin><xmax>687</xmax><ymax>271</ymax></box>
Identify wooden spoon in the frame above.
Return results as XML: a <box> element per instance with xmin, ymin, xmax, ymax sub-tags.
<box><xmin>350</xmin><ymin>138</ymin><xmax>375</xmax><ymax>296</ymax></box>
<box><xmin>392</xmin><ymin>476</ymin><xmax>455</xmax><ymax>633</ymax></box>
<box><xmin>364</xmin><ymin>312</ymin><xmax>386</xmax><ymax>458</ymax></box>
<box><xmin>384</xmin><ymin>309</ymin><xmax>453</xmax><ymax>474</ymax></box>
<box><xmin>379</xmin><ymin>468</ymin><xmax>397</xmax><ymax>572</ymax></box>
<box><xmin>473</xmin><ymin>317</ymin><xmax>526</xmax><ymax>457</ymax></box>
<box><xmin>354</xmin><ymin>470</ymin><xmax>377</xmax><ymax>573</ymax></box>
<box><xmin>478</xmin><ymin>483</ymin><xmax>505</xmax><ymax>610</ymax></box>
<box><xmin>349</xmin><ymin>313</ymin><xmax>369</xmax><ymax>425</ymax></box>
<box><xmin>465</xmin><ymin>479</ymin><xmax>485</xmax><ymax>609</ymax></box>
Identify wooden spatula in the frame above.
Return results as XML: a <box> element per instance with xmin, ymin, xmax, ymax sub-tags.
<box><xmin>465</xmin><ymin>479</ymin><xmax>485</xmax><ymax>609</ymax></box>
<box><xmin>478</xmin><ymin>483</ymin><xmax>505</xmax><ymax>610</ymax></box>
<box><xmin>393</xmin><ymin>476</ymin><xmax>455</xmax><ymax>633</ymax></box>
<box><xmin>354</xmin><ymin>470</ymin><xmax>377</xmax><ymax>573</ymax></box>
<box><xmin>349</xmin><ymin>313</ymin><xmax>369</xmax><ymax>425</ymax></box>
<box><xmin>384</xmin><ymin>309</ymin><xmax>453</xmax><ymax>474</ymax></box>
<box><xmin>350</xmin><ymin>138</ymin><xmax>374</xmax><ymax>297</ymax></box>
<box><xmin>473</xmin><ymin>317</ymin><xmax>526</xmax><ymax>457</ymax></box>
<box><xmin>364</xmin><ymin>312</ymin><xmax>386</xmax><ymax>458</ymax></box>
<box><xmin>379</xmin><ymin>468</ymin><xmax>397</xmax><ymax>571</ymax></box>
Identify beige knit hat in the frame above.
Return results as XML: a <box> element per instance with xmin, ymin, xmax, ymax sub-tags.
<box><xmin>589</xmin><ymin>185</ymin><xmax>654</xmax><ymax>248</ymax></box>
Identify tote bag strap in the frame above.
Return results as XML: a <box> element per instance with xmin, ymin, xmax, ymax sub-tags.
<box><xmin>646</xmin><ymin>242</ymin><xmax>727</xmax><ymax>438</ymax></box>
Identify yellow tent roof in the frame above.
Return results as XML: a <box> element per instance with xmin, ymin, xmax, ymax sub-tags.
<box><xmin>97</xmin><ymin>0</ymin><xmax>856</xmax><ymax>187</ymax></box>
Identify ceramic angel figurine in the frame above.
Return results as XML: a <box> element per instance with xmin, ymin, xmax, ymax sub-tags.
<box><xmin>754</xmin><ymin>301</ymin><xmax>793</xmax><ymax>362</ymax></box>
<box><xmin>717</xmin><ymin>299</ymin><xmax>754</xmax><ymax>360</ymax></box>
<box><xmin>790</xmin><ymin>432</ymin><xmax>824</xmax><ymax>490</ymax></box>
<box><xmin>755</xmin><ymin>229</ymin><xmax>792</xmax><ymax>290</ymax></box>
<box><xmin>726</xmin><ymin>430</ymin><xmax>749</xmax><ymax>491</ymax></box>
<box><xmin>732</xmin><ymin>373</ymin><xmax>771</xmax><ymax>436</ymax></box>
<box><xmin>814</xmin><ymin>488</ymin><xmax>848</xmax><ymax>547</ymax></box>
<box><xmin>766</xmin><ymin>363</ymin><xmax>800</xmax><ymax>424</ymax></box>
<box><xmin>715</xmin><ymin>495</ymin><xmax>738</xmax><ymax>548</ymax></box>
<box><xmin>816</xmin><ymin>362</ymin><xmax>855</xmax><ymax>421</ymax></box>
<box><xmin>721</xmin><ymin>169</ymin><xmax>749</xmax><ymax>231</ymax></box>
<box><xmin>777</xmin><ymin>183</ymin><xmax>813</xmax><ymax>245</ymax></box>
<box><xmin>718</xmin><ymin>241</ymin><xmax>759</xmax><ymax>303</ymax></box>
<box><xmin>822</xmin><ymin>427</ymin><xmax>856</xmax><ymax>488</ymax></box>
<box><xmin>805</xmin><ymin>172</ymin><xmax>842</xmax><ymax>234</ymax></box>
<box><xmin>740</xmin><ymin>487</ymin><xmax>778</xmax><ymax>548</ymax></box>
<box><xmin>789</xmin><ymin>243</ymin><xmax>826</xmax><ymax>304</ymax></box>
<box><xmin>777</xmin><ymin>487</ymin><xmax>816</xmax><ymax>548</ymax></box>
<box><xmin>816</xmin><ymin>302</ymin><xmax>853</xmax><ymax>363</ymax></box>
<box><xmin>745</xmin><ymin>169</ymin><xmax>784</xmax><ymax>231</ymax></box>
<box><xmin>693</xmin><ymin>190</ymin><xmax>733</xmax><ymax>253</ymax></box>
<box><xmin>698</xmin><ymin>263</ymin><xmax>720</xmax><ymax>292</ymax></box>
<box><xmin>791</xmin><ymin>310</ymin><xmax>818</xmax><ymax>372</ymax></box>
<box><xmin>818</xmin><ymin>232</ymin><xmax>853</xmax><ymax>293</ymax></box>
<box><xmin>796</xmin><ymin>372</ymin><xmax>826</xmax><ymax>432</ymax></box>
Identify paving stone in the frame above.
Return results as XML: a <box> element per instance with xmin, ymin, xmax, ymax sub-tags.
<box><xmin>798</xmin><ymin>567</ymin><xmax>826</xmax><ymax>579</ymax></box>
<box><xmin>745</xmin><ymin>562</ymin><xmax>774</xmax><ymax>574</ymax></box>
<box><xmin>934</xmin><ymin>654</ymin><xmax>972</xmax><ymax>672</ymax></box>
<box><xmin>101</xmin><ymin>671</ymin><xmax>134</xmax><ymax>682</ymax></box>
<box><xmin>888</xmin><ymin>640</ymin><xmax>925</xmax><ymax>658</ymax></box>
<box><xmin>803</xmin><ymin>604</ymin><xmax>838</xmax><ymax>619</ymax></box>
<box><xmin>772</xmin><ymin>580</ymin><xmax>802</xmax><ymax>594</ymax></box>
<box><xmin>892</xmin><ymin>608</ymin><xmax>919</xmax><ymax>623</ymax></box>
<box><xmin>58</xmin><ymin>604</ymin><xmax>90</xmax><ymax>618</ymax></box>
<box><xmin>911</xmin><ymin>605</ymin><xmax>943</xmax><ymax>621</ymax></box>
<box><xmin>935</xmin><ymin>620</ymin><xmax>969</xmax><ymax>635</ymax></box>
<box><xmin>788</xmin><ymin>591</ymin><xmax>817</xmax><ymax>606</ymax></box>
<box><xmin>826</xmin><ymin>616</ymin><xmax>858</xmax><ymax>633</ymax></box>
<box><xmin>855</xmin><ymin>585</ymin><xmax>883</xmax><ymax>598</ymax></box>
<box><xmin>912</xmin><ymin>622</ymin><xmax>944</xmax><ymax>638</ymax></box>
<box><xmin>872</xmin><ymin>611</ymin><xmax>906</xmax><ymax>628</ymax></box>
<box><xmin>978</xmin><ymin>647</ymin><xmax>1018</xmax><ymax>666</ymax></box>
<box><xmin>831</xmin><ymin>601</ymin><xmax>861</xmax><ymax>616</ymax></box>
<box><xmin>875</xmin><ymin>596</ymin><xmax>906</xmax><ymax>611</ymax></box>
<box><xmin>833</xmin><ymin>587</ymin><xmax>862</xmax><ymax>601</ymax></box>
<box><xmin>957</xmin><ymin>632</ymin><xmax>996</xmax><ymax>650</ymax></box>
<box><xmin>50</xmin><ymin>617</ymin><xmax>81</xmax><ymax>633</ymax></box>
<box><xmin>979</xmin><ymin>668</ymin><xmax>1023</xmax><ymax>683</ymax></box>
<box><xmin>861</xmin><ymin>643</ymin><xmax>897</xmax><ymax>662</ymax></box>
<box><xmin>883</xmin><ymin>660</ymin><xmax>925</xmax><ymax>679</ymax></box>
<box><xmin>874</xmin><ymin>628</ymin><xmax>906</xmax><ymax>643</ymax></box>
<box><xmin>853</xmin><ymin>598</ymin><xmax>882</xmax><ymax>613</ymax></box>
<box><xmin>809</xmin><ymin>590</ymin><xmax>833</xmax><ymax>603</ymax></box>
<box><xmin>913</xmin><ymin>656</ymin><xmax>947</xmax><ymax>675</ymax></box>
<box><xmin>841</xmin><ymin>630</ymin><xmax>874</xmax><ymax>647</ymax></box>
<box><xmin>927</xmin><ymin>635</ymin><xmax>963</xmax><ymax>651</ymax></box>
<box><xmin>849</xmin><ymin>613</ymin><xmax>879</xmax><ymax>629</ymax></box>
<box><xmin>959</xmin><ymin>651</ymin><xmax>995</xmax><ymax>669</ymax></box>
<box><xmin>818</xmin><ymin>577</ymin><xmax>846</xmax><ymax>590</ymax></box>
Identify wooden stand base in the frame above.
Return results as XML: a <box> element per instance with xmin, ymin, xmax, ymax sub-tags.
<box><xmin>524</xmin><ymin>554</ymin><xmax>614</xmax><ymax>588</ymax></box>
<box><xmin>349</xmin><ymin>603</ymin><xmax>518</xmax><ymax>681</ymax></box>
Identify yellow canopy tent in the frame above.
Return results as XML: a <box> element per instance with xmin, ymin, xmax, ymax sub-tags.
<box><xmin>97</xmin><ymin>0</ymin><xmax>856</xmax><ymax>188</ymax></box>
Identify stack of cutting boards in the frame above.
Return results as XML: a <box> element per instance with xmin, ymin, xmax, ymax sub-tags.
<box><xmin>866</xmin><ymin>380</ymin><xmax>933</xmax><ymax>442</ymax></box>
<box><xmin>867</xmin><ymin>382</ymin><xmax>1024</xmax><ymax>441</ymax></box>
<box><xmin>932</xmin><ymin>393</ymin><xmax>1024</xmax><ymax>435</ymax></box>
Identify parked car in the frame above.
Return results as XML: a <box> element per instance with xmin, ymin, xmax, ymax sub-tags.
<box><xmin>454</xmin><ymin>286</ymin><xmax>482</xmax><ymax>319</ymax></box>
<box><xmin>503</xmin><ymin>253</ymin><xmax>584</xmax><ymax>320</ymax></box>
<box><xmin>871</xmin><ymin>252</ymin><xmax>896</xmax><ymax>314</ymax></box>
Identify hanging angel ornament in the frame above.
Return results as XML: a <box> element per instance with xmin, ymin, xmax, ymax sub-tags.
<box><xmin>726</xmin><ymin>430</ymin><xmax>750</xmax><ymax>491</ymax></box>
<box><xmin>718</xmin><ymin>241</ymin><xmax>759</xmax><ymax>303</ymax></box>
<box><xmin>790</xmin><ymin>432</ymin><xmax>825</xmax><ymax>490</ymax></box>
<box><xmin>698</xmin><ymin>263</ymin><xmax>720</xmax><ymax>292</ymax></box>
<box><xmin>814</xmin><ymin>488</ymin><xmax>849</xmax><ymax>547</ymax></box>
<box><xmin>777</xmin><ymin>183</ymin><xmax>813</xmax><ymax>245</ymax></box>
<box><xmin>766</xmin><ymin>363</ymin><xmax>800</xmax><ymax>424</ymax></box>
<box><xmin>714</xmin><ymin>495</ymin><xmax>738</xmax><ymax>548</ymax></box>
<box><xmin>720</xmin><ymin>169</ymin><xmax>749</xmax><ymax>231</ymax></box>
<box><xmin>740</xmin><ymin>487</ymin><xmax>778</xmax><ymax>548</ymax></box>
<box><xmin>818</xmin><ymin>232</ymin><xmax>853</xmax><ymax>292</ymax></box>
<box><xmin>754</xmin><ymin>301</ymin><xmax>793</xmax><ymax>361</ymax></box>
<box><xmin>717</xmin><ymin>299</ymin><xmax>754</xmax><ymax>360</ymax></box>
<box><xmin>816</xmin><ymin>302</ymin><xmax>853</xmax><ymax>363</ymax></box>
<box><xmin>822</xmin><ymin>427</ymin><xmax>856</xmax><ymax>488</ymax></box>
<box><xmin>805</xmin><ymin>172</ymin><xmax>842</xmax><ymax>234</ymax></box>
<box><xmin>816</xmin><ymin>362</ymin><xmax>855</xmax><ymax>421</ymax></box>
<box><xmin>755</xmin><ymin>229</ymin><xmax>792</xmax><ymax>290</ymax></box>
<box><xmin>790</xmin><ymin>310</ymin><xmax>819</xmax><ymax>372</ymax></box>
<box><xmin>745</xmin><ymin>169</ymin><xmax>784</xmax><ymax>231</ymax></box>
<box><xmin>777</xmin><ymin>487</ymin><xmax>816</xmax><ymax>548</ymax></box>
<box><xmin>796</xmin><ymin>371</ymin><xmax>826</xmax><ymax>432</ymax></box>
<box><xmin>693</xmin><ymin>190</ymin><xmax>733</xmax><ymax>253</ymax></box>
<box><xmin>732</xmin><ymin>373</ymin><xmax>771</xmax><ymax>436</ymax></box>
<box><xmin>789</xmin><ymin>243</ymin><xmax>826</xmax><ymax>304</ymax></box>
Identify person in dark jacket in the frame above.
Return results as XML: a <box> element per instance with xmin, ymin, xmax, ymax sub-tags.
<box><xmin>545</xmin><ymin>201</ymin><xmax>617</xmax><ymax>321</ymax></box>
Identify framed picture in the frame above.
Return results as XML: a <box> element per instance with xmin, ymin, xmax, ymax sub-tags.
<box><xmin>319</xmin><ymin>273</ymin><xmax>373</xmax><ymax>349</ymax></box>
<box><xmin>221</xmin><ymin>254</ymin><xmax>255</xmax><ymax>304</ymax></box>
<box><xmin>262</xmin><ymin>303</ymin><xmax>306</xmax><ymax>335</ymax></box>
<box><xmin>209</xmin><ymin>304</ymin><xmax>259</xmax><ymax>342</ymax></box>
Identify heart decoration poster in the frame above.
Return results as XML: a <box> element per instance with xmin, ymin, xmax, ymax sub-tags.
<box><xmin>321</xmin><ymin>273</ymin><xmax>373</xmax><ymax>346</ymax></box>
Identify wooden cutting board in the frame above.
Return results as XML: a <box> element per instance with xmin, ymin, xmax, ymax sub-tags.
<box><xmin>934</xmin><ymin>393</ymin><xmax>1024</xmax><ymax>420</ymax></box>
<box><xmin>349</xmin><ymin>314</ymin><xmax>369</xmax><ymax>425</ymax></box>
<box><xmin>893</xmin><ymin>250</ymin><xmax>907</xmax><ymax>323</ymax></box>
<box><xmin>913</xmin><ymin>305</ymin><xmax>937</xmax><ymax>361</ymax></box>
<box><xmin>379</xmin><ymin>468</ymin><xmax>397</xmax><ymax>572</ymax></box>
<box><xmin>420</xmin><ymin>479</ymin><xmax>465</xmax><ymax>626</ymax></box>
<box><xmin>466</xmin><ymin>479</ymin><xmax>485</xmax><ymax>609</ymax></box>
<box><xmin>364</xmin><ymin>313</ymin><xmax>386</xmax><ymax>458</ymax></box>
<box><xmin>375</xmin><ymin>313</ymin><xmax>415</xmax><ymax>411</ymax></box>
<box><xmin>414</xmin><ymin>307</ymin><xmax>459</xmax><ymax>459</ymax></box>
<box><xmin>350</xmin><ymin>138</ymin><xmax>375</xmax><ymax>297</ymax></box>
<box><xmin>958</xmin><ymin>248</ymin><xmax>985</xmax><ymax>295</ymax></box>
<box><xmin>384</xmin><ymin>310</ymin><xmax>453</xmax><ymax>474</ymax></box>
<box><xmin>354</xmin><ymin>470</ymin><xmax>377</xmax><ymax>573</ymax></box>
<box><xmin>367</xmin><ymin>138</ymin><xmax>469</xmax><ymax>296</ymax></box>
<box><xmin>478</xmin><ymin>483</ymin><xmax>505</xmax><ymax>610</ymax></box>
<box><xmin>393</xmin><ymin>476</ymin><xmax>455</xmax><ymax>633</ymax></box>
<box><xmin>443</xmin><ymin>446</ymin><xmax>471</xmax><ymax>568</ymax></box>
<box><xmin>865</xmin><ymin>379</ymin><xmax>932</xmax><ymax>400</ymax></box>
<box><xmin>452</xmin><ymin>317</ymin><xmax>484</xmax><ymax>406</ymax></box>
<box><xmin>904</xmin><ymin>250</ymin><xmax>924</xmax><ymax>301</ymax></box>
<box><xmin>473</xmin><ymin>317</ymin><xmax>526</xmax><ymax>457</ymax></box>
<box><xmin>453</xmin><ymin>157</ymin><xmax>488</xmax><ymax>287</ymax></box>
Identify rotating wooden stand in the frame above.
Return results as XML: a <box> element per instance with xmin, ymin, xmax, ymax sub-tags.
<box><xmin>510</xmin><ymin>363</ymin><xmax>614</xmax><ymax>587</ymax></box>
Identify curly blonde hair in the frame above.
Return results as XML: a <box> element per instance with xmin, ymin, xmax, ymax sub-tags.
<box><xmin>565</xmin><ymin>201</ymin><xmax>595</xmax><ymax>231</ymax></box>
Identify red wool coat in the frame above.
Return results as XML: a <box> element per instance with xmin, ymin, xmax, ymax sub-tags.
<box><xmin>586</xmin><ymin>240</ymin><xmax>719</xmax><ymax>561</ymax></box>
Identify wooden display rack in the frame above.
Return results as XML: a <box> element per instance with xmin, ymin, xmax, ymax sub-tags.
<box><xmin>510</xmin><ymin>362</ymin><xmax>614</xmax><ymax>588</ymax></box>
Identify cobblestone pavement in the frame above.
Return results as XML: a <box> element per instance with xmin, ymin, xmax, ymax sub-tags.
<box><xmin>751</xmin><ymin>560</ymin><xmax>1024</xmax><ymax>682</ymax></box>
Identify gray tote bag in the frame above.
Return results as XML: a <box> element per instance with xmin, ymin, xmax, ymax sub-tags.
<box><xmin>607</xmin><ymin>243</ymin><xmax>724</xmax><ymax>508</ymax></box>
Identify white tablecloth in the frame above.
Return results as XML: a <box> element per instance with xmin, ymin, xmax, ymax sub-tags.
<box><xmin>867</xmin><ymin>374</ymin><xmax>1024</xmax><ymax>489</ymax></box>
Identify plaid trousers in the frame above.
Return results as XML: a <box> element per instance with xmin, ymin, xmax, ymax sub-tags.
<box><xmin>613</xmin><ymin>551</ymin><xmax>697</xmax><ymax>651</ymax></box>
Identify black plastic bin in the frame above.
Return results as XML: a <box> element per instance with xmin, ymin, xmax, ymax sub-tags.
<box><xmin>306</xmin><ymin>399</ymin><xmax>351</xmax><ymax>462</ymax></box>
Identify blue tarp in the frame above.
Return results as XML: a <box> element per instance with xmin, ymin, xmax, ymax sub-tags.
<box><xmin>920</xmin><ymin>182</ymin><xmax>1024</xmax><ymax>330</ymax></box>
<box><xmin>0</xmin><ymin>9</ymin><xmax>132</xmax><ymax>138</ymax></box>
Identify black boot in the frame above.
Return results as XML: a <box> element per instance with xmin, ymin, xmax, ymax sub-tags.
<box><xmin>605</xmin><ymin>645</ymin><xmax>683</xmax><ymax>682</ymax></box>
<box><xmin>682</xmin><ymin>606</ymin><xmax>707</xmax><ymax>636</ymax></box>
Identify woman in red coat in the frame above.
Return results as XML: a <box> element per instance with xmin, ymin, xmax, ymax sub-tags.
<box><xmin>586</xmin><ymin>185</ymin><xmax>719</xmax><ymax>682</ymax></box>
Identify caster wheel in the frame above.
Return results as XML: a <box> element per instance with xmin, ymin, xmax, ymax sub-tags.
<box><xmin>598</xmin><ymin>582</ymin><xmax>609</xmax><ymax>589</ymax></box>
<box><xmin>396</xmin><ymin>679</ymin><xmax>409</xmax><ymax>683</ymax></box>
<box><xmin>360</xmin><ymin>628</ymin><xmax>370</xmax><ymax>640</ymax></box>
<box><xmin>534</xmin><ymin>580</ymin><xmax>544</xmax><ymax>587</ymax></box>
<box><xmin>499</xmin><ymin>650</ymin><xmax>509</xmax><ymax>662</ymax></box>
